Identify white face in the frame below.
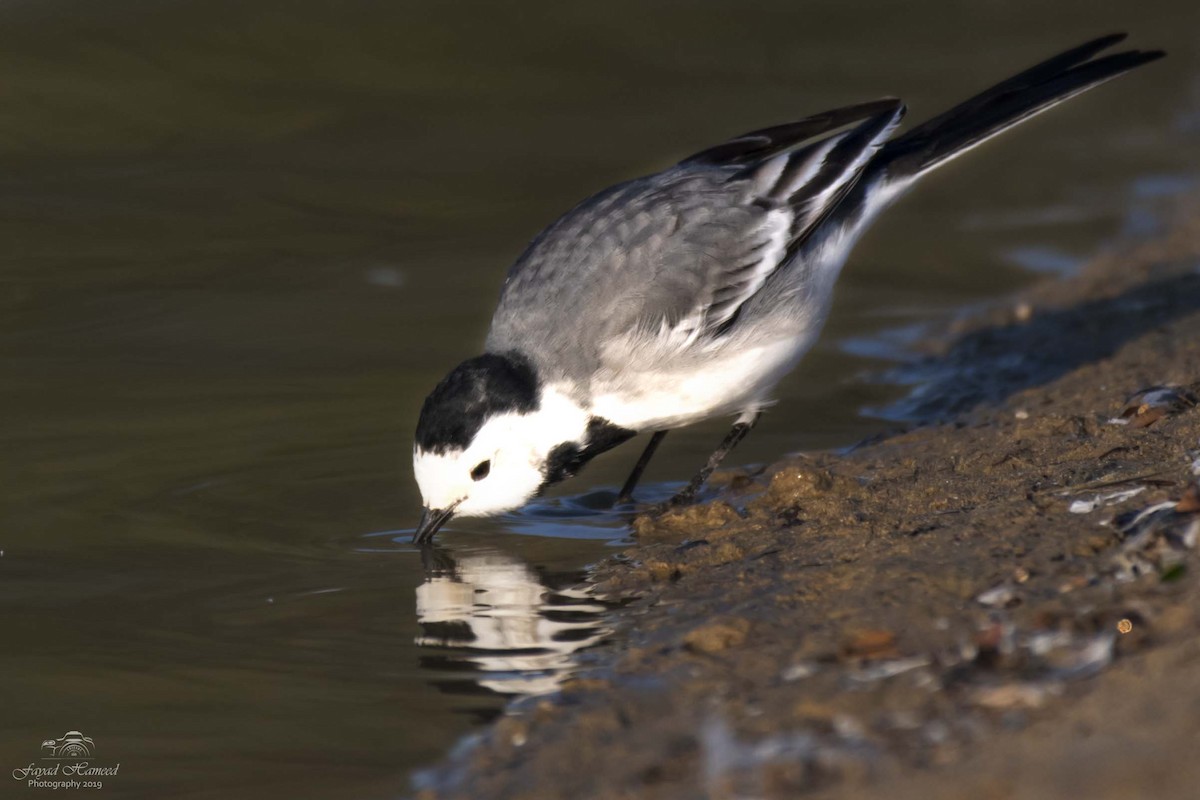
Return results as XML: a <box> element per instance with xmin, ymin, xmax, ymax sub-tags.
<box><xmin>413</xmin><ymin>389</ymin><xmax>590</xmax><ymax>518</ymax></box>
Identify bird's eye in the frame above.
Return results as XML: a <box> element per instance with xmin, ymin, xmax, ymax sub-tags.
<box><xmin>470</xmin><ymin>460</ymin><xmax>491</xmax><ymax>481</ymax></box>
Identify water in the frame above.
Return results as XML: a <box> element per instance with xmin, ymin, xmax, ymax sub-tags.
<box><xmin>1</xmin><ymin>1</ymin><xmax>1197</xmax><ymax>796</ymax></box>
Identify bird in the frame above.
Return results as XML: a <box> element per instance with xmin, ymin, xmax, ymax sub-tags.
<box><xmin>410</xmin><ymin>34</ymin><xmax>1164</xmax><ymax>544</ymax></box>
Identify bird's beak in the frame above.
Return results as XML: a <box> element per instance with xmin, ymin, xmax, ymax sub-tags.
<box><xmin>412</xmin><ymin>505</ymin><xmax>457</xmax><ymax>545</ymax></box>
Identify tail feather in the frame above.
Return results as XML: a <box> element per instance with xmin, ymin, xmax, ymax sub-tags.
<box><xmin>796</xmin><ymin>34</ymin><xmax>1162</xmax><ymax>295</ymax></box>
<box><xmin>878</xmin><ymin>34</ymin><xmax>1164</xmax><ymax>180</ymax></box>
<box><xmin>894</xmin><ymin>33</ymin><xmax>1128</xmax><ymax>151</ymax></box>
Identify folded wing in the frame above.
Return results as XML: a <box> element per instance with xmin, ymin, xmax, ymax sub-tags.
<box><xmin>487</xmin><ymin>101</ymin><xmax>905</xmax><ymax>377</ymax></box>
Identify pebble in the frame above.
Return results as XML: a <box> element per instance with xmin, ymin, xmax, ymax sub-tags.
<box><xmin>975</xmin><ymin>583</ymin><xmax>1020</xmax><ymax>608</ymax></box>
<box><xmin>781</xmin><ymin>661</ymin><xmax>820</xmax><ymax>682</ymax></box>
<box><xmin>684</xmin><ymin>619</ymin><xmax>750</xmax><ymax>654</ymax></box>
<box><xmin>970</xmin><ymin>682</ymin><xmax>1059</xmax><ymax>710</ymax></box>
<box><xmin>840</xmin><ymin>629</ymin><xmax>899</xmax><ymax>660</ymax></box>
<box><xmin>847</xmin><ymin>656</ymin><xmax>932</xmax><ymax>683</ymax></box>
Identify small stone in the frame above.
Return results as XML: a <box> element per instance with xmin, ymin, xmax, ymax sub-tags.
<box><xmin>792</xmin><ymin>699</ymin><xmax>838</xmax><ymax>722</ymax></box>
<box><xmin>1176</xmin><ymin>483</ymin><xmax>1200</xmax><ymax>514</ymax></box>
<box><xmin>1058</xmin><ymin>575</ymin><xmax>1089</xmax><ymax>594</ymax></box>
<box><xmin>710</xmin><ymin>542</ymin><xmax>745</xmax><ymax>565</ymax></box>
<box><xmin>1069</xmin><ymin>498</ymin><xmax>1098</xmax><ymax>514</ymax></box>
<box><xmin>645</xmin><ymin>560</ymin><xmax>675</xmax><ymax>581</ymax></box>
<box><xmin>781</xmin><ymin>661</ymin><xmax>820</xmax><ymax>682</ymax></box>
<box><xmin>1129</xmin><ymin>404</ymin><xmax>1167</xmax><ymax>427</ymax></box>
<box><xmin>970</xmin><ymin>682</ymin><xmax>1057</xmax><ymax>710</ymax></box>
<box><xmin>683</xmin><ymin>618</ymin><xmax>750</xmax><ymax>654</ymax></box>
<box><xmin>494</xmin><ymin>717</ymin><xmax>530</xmax><ymax>749</ymax></box>
<box><xmin>832</xmin><ymin>714</ymin><xmax>867</xmax><ymax>740</ymax></box>
<box><xmin>840</xmin><ymin>629</ymin><xmax>899</xmax><ymax>661</ymax></box>
<box><xmin>847</xmin><ymin>656</ymin><xmax>932</xmax><ymax>682</ymax></box>
<box><xmin>975</xmin><ymin>583</ymin><xmax>1020</xmax><ymax>608</ymax></box>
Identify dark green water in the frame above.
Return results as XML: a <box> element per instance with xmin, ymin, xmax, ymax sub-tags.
<box><xmin>1</xmin><ymin>1</ymin><xmax>1196</xmax><ymax>796</ymax></box>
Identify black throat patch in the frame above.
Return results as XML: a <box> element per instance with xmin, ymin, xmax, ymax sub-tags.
<box><xmin>542</xmin><ymin>417</ymin><xmax>636</xmax><ymax>489</ymax></box>
<box><xmin>415</xmin><ymin>352</ymin><xmax>540</xmax><ymax>454</ymax></box>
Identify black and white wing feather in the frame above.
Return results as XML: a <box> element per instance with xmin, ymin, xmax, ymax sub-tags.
<box><xmin>691</xmin><ymin>100</ymin><xmax>904</xmax><ymax>337</ymax></box>
<box><xmin>487</xmin><ymin>100</ymin><xmax>905</xmax><ymax>379</ymax></box>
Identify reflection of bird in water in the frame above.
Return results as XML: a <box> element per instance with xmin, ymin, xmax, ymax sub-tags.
<box><xmin>415</xmin><ymin>545</ymin><xmax>610</xmax><ymax>696</ymax></box>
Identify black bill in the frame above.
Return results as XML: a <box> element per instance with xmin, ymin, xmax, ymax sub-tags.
<box><xmin>412</xmin><ymin>505</ymin><xmax>457</xmax><ymax>544</ymax></box>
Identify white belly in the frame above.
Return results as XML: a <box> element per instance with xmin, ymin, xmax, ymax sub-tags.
<box><xmin>587</xmin><ymin>337</ymin><xmax>808</xmax><ymax>431</ymax></box>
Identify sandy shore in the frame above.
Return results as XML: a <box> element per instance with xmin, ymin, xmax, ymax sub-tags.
<box><xmin>416</xmin><ymin>197</ymin><xmax>1200</xmax><ymax>799</ymax></box>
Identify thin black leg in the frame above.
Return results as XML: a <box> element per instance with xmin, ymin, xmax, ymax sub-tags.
<box><xmin>667</xmin><ymin>411</ymin><xmax>761</xmax><ymax>507</ymax></box>
<box><xmin>616</xmin><ymin>430</ymin><xmax>667</xmax><ymax>504</ymax></box>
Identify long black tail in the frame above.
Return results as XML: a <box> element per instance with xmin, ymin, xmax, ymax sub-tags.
<box><xmin>878</xmin><ymin>33</ymin><xmax>1164</xmax><ymax>181</ymax></box>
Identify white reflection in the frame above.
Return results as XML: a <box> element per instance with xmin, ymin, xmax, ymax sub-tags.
<box><xmin>415</xmin><ymin>547</ymin><xmax>609</xmax><ymax>697</ymax></box>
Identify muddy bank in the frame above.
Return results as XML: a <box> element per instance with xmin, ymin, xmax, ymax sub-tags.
<box><xmin>415</xmin><ymin>198</ymin><xmax>1200</xmax><ymax>800</ymax></box>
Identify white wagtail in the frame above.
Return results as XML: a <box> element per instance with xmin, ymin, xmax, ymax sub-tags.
<box><xmin>411</xmin><ymin>34</ymin><xmax>1163</xmax><ymax>543</ymax></box>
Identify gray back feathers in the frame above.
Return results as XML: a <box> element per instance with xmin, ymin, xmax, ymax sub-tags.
<box><xmin>486</xmin><ymin>102</ymin><xmax>904</xmax><ymax>385</ymax></box>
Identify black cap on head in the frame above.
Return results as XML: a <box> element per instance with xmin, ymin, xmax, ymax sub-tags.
<box><xmin>415</xmin><ymin>352</ymin><xmax>539</xmax><ymax>454</ymax></box>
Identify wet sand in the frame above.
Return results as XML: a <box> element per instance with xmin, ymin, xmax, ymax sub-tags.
<box><xmin>416</xmin><ymin>197</ymin><xmax>1200</xmax><ymax>799</ymax></box>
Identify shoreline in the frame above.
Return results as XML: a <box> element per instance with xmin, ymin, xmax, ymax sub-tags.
<box><xmin>416</xmin><ymin>196</ymin><xmax>1200</xmax><ymax>799</ymax></box>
